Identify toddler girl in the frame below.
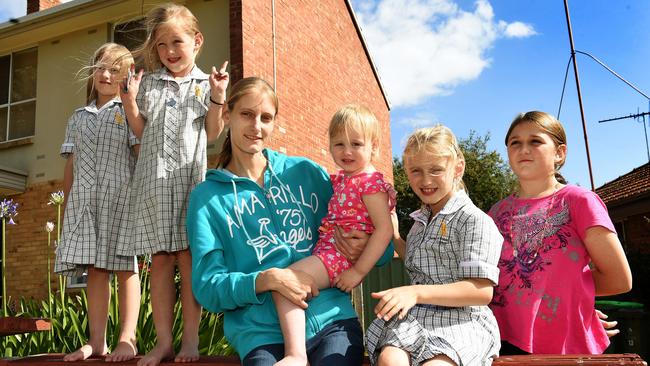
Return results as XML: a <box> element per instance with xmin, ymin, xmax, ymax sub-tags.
<box><xmin>273</xmin><ymin>104</ymin><xmax>396</xmax><ymax>366</ymax></box>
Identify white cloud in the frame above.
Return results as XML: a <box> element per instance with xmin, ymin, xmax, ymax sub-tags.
<box><xmin>397</xmin><ymin>115</ymin><xmax>440</xmax><ymax>129</ymax></box>
<box><xmin>500</xmin><ymin>21</ymin><xmax>537</xmax><ymax>38</ymax></box>
<box><xmin>353</xmin><ymin>0</ymin><xmax>537</xmax><ymax>108</ymax></box>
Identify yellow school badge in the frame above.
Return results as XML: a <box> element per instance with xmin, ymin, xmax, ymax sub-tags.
<box><xmin>115</xmin><ymin>112</ymin><xmax>125</xmax><ymax>125</ymax></box>
<box><xmin>195</xmin><ymin>86</ymin><xmax>202</xmax><ymax>98</ymax></box>
<box><xmin>440</xmin><ymin>222</ymin><xmax>447</xmax><ymax>236</ymax></box>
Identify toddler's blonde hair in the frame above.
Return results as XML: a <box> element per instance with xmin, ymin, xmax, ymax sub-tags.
<box><xmin>328</xmin><ymin>104</ymin><xmax>381</xmax><ymax>158</ymax></box>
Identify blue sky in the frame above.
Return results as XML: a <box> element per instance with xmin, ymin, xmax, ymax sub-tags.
<box><xmin>2</xmin><ymin>1</ymin><xmax>649</xmax><ymax>188</ymax></box>
<box><xmin>351</xmin><ymin>0</ymin><xmax>650</xmax><ymax>189</ymax></box>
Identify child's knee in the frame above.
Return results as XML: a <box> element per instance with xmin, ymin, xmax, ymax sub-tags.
<box><xmin>152</xmin><ymin>252</ymin><xmax>176</xmax><ymax>266</ymax></box>
<box><xmin>377</xmin><ymin>346</ymin><xmax>409</xmax><ymax>366</ymax></box>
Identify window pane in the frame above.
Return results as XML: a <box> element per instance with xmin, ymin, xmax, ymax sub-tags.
<box><xmin>8</xmin><ymin>101</ymin><xmax>35</xmax><ymax>140</ymax></box>
<box><xmin>0</xmin><ymin>107</ymin><xmax>7</xmax><ymax>142</ymax></box>
<box><xmin>113</xmin><ymin>20</ymin><xmax>146</xmax><ymax>69</ymax></box>
<box><xmin>11</xmin><ymin>48</ymin><xmax>37</xmax><ymax>102</ymax></box>
<box><xmin>0</xmin><ymin>55</ymin><xmax>9</xmax><ymax>105</ymax></box>
<box><xmin>114</xmin><ymin>19</ymin><xmax>146</xmax><ymax>52</ymax></box>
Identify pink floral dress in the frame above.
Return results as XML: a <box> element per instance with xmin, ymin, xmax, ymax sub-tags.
<box><xmin>312</xmin><ymin>170</ymin><xmax>397</xmax><ymax>284</ymax></box>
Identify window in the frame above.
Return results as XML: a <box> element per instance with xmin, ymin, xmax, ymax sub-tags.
<box><xmin>113</xmin><ymin>19</ymin><xmax>146</xmax><ymax>68</ymax></box>
<box><xmin>67</xmin><ymin>272</ymin><xmax>88</xmax><ymax>288</ymax></box>
<box><xmin>0</xmin><ymin>47</ymin><xmax>38</xmax><ymax>143</ymax></box>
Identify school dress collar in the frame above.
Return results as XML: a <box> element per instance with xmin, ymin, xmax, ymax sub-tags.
<box><xmin>410</xmin><ymin>189</ymin><xmax>471</xmax><ymax>224</ymax></box>
<box><xmin>151</xmin><ymin>66</ymin><xmax>209</xmax><ymax>82</ymax></box>
<box><xmin>78</xmin><ymin>97</ymin><xmax>121</xmax><ymax>114</ymax></box>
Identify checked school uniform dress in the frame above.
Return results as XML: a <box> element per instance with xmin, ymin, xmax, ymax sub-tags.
<box><xmin>366</xmin><ymin>190</ymin><xmax>503</xmax><ymax>366</ymax></box>
<box><xmin>56</xmin><ymin>98</ymin><xmax>138</xmax><ymax>276</ymax></box>
<box><xmin>312</xmin><ymin>171</ymin><xmax>396</xmax><ymax>284</ymax></box>
<box><xmin>119</xmin><ymin>67</ymin><xmax>211</xmax><ymax>256</ymax></box>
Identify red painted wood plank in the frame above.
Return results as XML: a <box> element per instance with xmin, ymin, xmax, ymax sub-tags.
<box><xmin>0</xmin><ymin>317</ymin><xmax>51</xmax><ymax>336</ymax></box>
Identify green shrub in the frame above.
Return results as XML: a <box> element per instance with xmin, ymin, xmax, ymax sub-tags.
<box><xmin>1</xmin><ymin>260</ymin><xmax>235</xmax><ymax>357</ymax></box>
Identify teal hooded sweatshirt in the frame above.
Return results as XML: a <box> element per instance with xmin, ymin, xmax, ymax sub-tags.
<box><xmin>187</xmin><ymin>149</ymin><xmax>392</xmax><ymax>358</ymax></box>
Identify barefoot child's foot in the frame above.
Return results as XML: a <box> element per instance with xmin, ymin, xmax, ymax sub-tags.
<box><xmin>63</xmin><ymin>343</ymin><xmax>108</xmax><ymax>362</ymax></box>
<box><xmin>105</xmin><ymin>340</ymin><xmax>138</xmax><ymax>362</ymax></box>
<box><xmin>137</xmin><ymin>343</ymin><xmax>174</xmax><ymax>366</ymax></box>
<box><xmin>174</xmin><ymin>341</ymin><xmax>199</xmax><ymax>363</ymax></box>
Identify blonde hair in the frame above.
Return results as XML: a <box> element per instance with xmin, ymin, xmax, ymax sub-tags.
<box><xmin>328</xmin><ymin>104</ymin><xmax>381</xmax><ymax>157</ymax></box>
<box><xmin>216</xmin><ymin>77</ymin><xmax>279</xmax><ymax>168</ymax></box>
<box><xmin>403</xmin><ymin>125</ymin><xmax>466</xmax><ymax>191</ymax></box>
<box><xmin>505</xmin><ymin>111</ymin><xmax>567</xmax><ymax>184</ymax></box>
<box><xmin>82</xmin><ymin>43</ymin><xmax>133</xmax><ymax>104</ymax></box>
<box><xmin>137</xmin><ymin>3</ymin><xmax>201</xmax><ymax>71</ymax></box>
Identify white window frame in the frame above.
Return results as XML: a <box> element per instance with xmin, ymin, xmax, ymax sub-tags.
<box><xmin>66</xmin><ymin>273</ymin><xmax>88</xmax><ymax>289</ymax></box>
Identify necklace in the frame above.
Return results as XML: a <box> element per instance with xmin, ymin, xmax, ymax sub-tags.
<box><xmin>509</xmin><ymin>184</ymin><xmax>560</xmax><ymax>264</ymax></box>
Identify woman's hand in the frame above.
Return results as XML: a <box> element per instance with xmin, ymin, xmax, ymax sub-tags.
<box><xmin>209</xmin><ymin>60</ymin><xmax>229</xmax><ymax>103</ymax></box>
<box><xmin>333</xmin><ymin>267</ymin><xmax>364</xmax><ymax>293</ymax></box>
<box><xmin>256</xmin><ymin>268</ymin><xmax>319</xmax><ymax>309</ymax></box>
<box><xmin>596</xmin><ymin>309</ymin><xmax>620</xmax><ymax>337</ymax></box>
<box><xmin>333</xmin><ymin>227</ymin><xmax>370</xmax><ymax>263</ymax></box>
<box><xmin>372</xmin><ymin>286</ymin><xmax>418</xmax><ymax>322</ymax></box>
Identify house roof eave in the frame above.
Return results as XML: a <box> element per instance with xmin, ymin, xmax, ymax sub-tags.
<box><xmin>343</xmin><ymin>0</ymin><xmax>391</xmax><ymax>111</ymax></box>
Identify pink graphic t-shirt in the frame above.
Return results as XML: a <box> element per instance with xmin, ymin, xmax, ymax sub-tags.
<box><xmin>488</xmin><ymin>184</ymin><xmax>614</xmax><ymax>354</ymax></box>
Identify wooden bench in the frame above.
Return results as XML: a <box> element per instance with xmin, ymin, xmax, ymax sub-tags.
<box><xmin>0</xmin><ymin>316</ymin><xmax>51</xmax><ymax>337</ymax></box>
<box><xmin>0</xmin><ymin>354</ymin><xmax>646</xmax><ymax>365</ymax></box>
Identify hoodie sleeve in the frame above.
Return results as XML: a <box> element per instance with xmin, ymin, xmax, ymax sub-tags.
<box><xmin>187</xmin><ymin>186</ymin><xmax>264</xmax><ymax>312</ymax></box>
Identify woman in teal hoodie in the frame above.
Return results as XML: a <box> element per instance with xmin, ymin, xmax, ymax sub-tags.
<box><xmin>187</xmin><ymin>77</ymin><xmax>391</xmax><ymax>365</ymax></box>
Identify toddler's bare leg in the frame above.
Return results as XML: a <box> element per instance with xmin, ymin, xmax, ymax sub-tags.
<box><xmin>273</xmin><ymin>256</ymin><xmax>330</xmax><ymax>366</ymax></box>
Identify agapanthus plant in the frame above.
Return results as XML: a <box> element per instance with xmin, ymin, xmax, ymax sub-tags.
<box><xmin>0</xmin><ymin>198</ymin><xmax>18</xmax><ymax>224</ymax></box>
<box><xmin>48</xmin><ymin>191</ymin><xmax>66</xmax><ymax>304</ymax></box>
<box><xmin>1</xmin><ymin>198</ymin><xmax>19</xmax><ymax>316</ymax></box>
<box><xmin>45</xmin><ymin>221</ymin><xmax>54</xmax><ymax>333</ymax></box>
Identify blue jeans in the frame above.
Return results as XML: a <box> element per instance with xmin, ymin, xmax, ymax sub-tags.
<box><xmin>242</xmin><ymin>318</ymin><xmax>364</xmax><ymax>366</ymax></box>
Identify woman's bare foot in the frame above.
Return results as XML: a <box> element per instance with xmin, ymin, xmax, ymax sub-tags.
<box><xmin>63</xmin><ymin>343</ymin><xmax>108</xmax><ymax>362</ymax></box>
<box><xmin>105</xmin><ymin>340</ymin><xmax>138</xmax><ymax>362</ymax></box>
<box><xmin>137</xmin><ymin>343</ymin><xmax>174</xmax><ymax>366</ymax></box>
<box><xmin>274</xmin><ymin>354</ymin><xmax>309</xmax><ymax>366</ymax></box>
<box><xmin>174</xmin><ymin>341</ymin><xmax>199</xmax><ymax>363</ymax></box>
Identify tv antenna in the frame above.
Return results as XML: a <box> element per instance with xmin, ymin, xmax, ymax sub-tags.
<box><xmin>599</xmin><ymin>103</ymin><xmax>650</xmax><ymax>163</ymax></box>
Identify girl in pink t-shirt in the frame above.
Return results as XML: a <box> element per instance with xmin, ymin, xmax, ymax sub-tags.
<box><xmin>488</xmin><ymin>111</ymin><xmax>632</xmax><ymax>354</ymax></box>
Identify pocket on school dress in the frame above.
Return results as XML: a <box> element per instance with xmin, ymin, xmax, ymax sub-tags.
<box><xmin>186</xmin><ymin>95</ymin><xmax>208</xmax><ymax>133</ymax></box>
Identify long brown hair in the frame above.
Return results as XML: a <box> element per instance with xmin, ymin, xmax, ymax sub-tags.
<box><xmin>216</xmin><ymin>77</ymin><xmax>279</xmax><ymax>168</ymax></box>
<box><xmin>505</xmin><ymin>111</ymin><xmax>568</xmax><ymax>184</ymax></box>
<box><xmin>136</xmin><ymin>3</ymin><xmax>201</xmax><ymax>71</ymax></box>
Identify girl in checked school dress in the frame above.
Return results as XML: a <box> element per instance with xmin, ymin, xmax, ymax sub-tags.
<box><xmin>119</xmin><ymin>4</ymin><xmax>228</xmax><ymax>365</ymax></box>
<box><xmin>366</xmin><ymin>125</ymin><xmax>503</xmax><ymax>366</ymax></box>
<box><xmin>56</xmin><ymin>43</ymin><xmax>140</xmax><ymax>362</ymax></box>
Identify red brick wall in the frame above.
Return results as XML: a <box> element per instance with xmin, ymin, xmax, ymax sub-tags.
<box><xmin>26</xmin><ymin>0</ymin><xmax>61</xmax><ymax>14</ymax></box>
<box><xmin>232</xmin><ymin>0</ymin><xmax>393</xmax><ymax>180</ymax></box>
<box><xmin>4</xmin><ymin>180</ymin><xmax>62</xmax><ymax>304</ymax></box>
